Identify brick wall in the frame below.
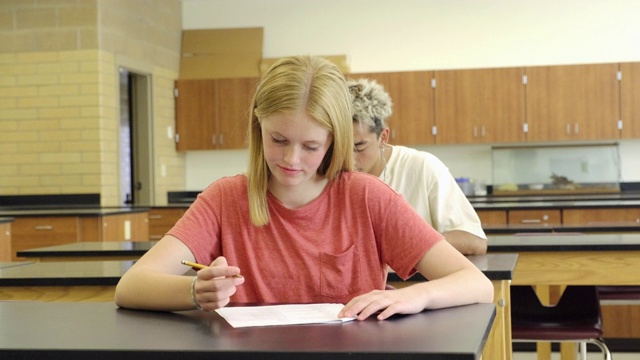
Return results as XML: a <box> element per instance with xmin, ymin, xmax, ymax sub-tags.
<box><xmin>0</xmin><ymin>0</ymin><xmax>184</xmax><ymax>206</ymax></box>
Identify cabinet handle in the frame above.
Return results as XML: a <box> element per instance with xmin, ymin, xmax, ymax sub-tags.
<box><xmin>481</xmin><ymin>126</ymin><xmax>486</xmax><ymax>137</ymax></box>
<box><xmin>212</xmin><ymin>134</ymin><xmax>216</xmax><ymax>145</ymax></box>
<box><xmin>148</xmin><ymin>215</ymin><xmax>162</xmax><ymax>220</ymax></box>
<box><xmin>566</xmin><ymin>123</ymin><xmax>571</xmax><ymax>135</ymax></box>
<box><xmin>574</xmin><ymin>123</ymin><xmax>579</xmax><ymax>134</ymax></box>
<box><xmin>33</xmin><ymin>225</ymin><xmax>53</xmax><ymax>230</ymax></box>
<box><xmin>520</xmin><ymin>219</ymin><xmax>541</xmax><ymax>223</ymax></box>
<box><xmin>220</xmin><ymin>134</ymin><xmax>224</xmax><ymax>145</ymax></box>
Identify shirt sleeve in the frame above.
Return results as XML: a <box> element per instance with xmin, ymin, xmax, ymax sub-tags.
<box><xmin>365</xmin><ymin>176</ymin><xmax>445</xmax><ymax>280</ymax></box>
<box><xmin>424</xmin><ymin>154</ymin><xmax>487</xmax><ymax>239</ymax></box>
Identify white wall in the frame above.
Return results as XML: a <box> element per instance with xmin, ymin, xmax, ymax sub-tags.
<box><xmin>182</xmin><ymin>0</ymin><xmax>640</xmax><ymax>190</ymax></box>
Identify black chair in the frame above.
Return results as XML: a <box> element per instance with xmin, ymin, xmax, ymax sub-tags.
<box><xmin>511</xmin><ymin>285</ymin><xmax>612</xmax><ymax>360</ymax></box>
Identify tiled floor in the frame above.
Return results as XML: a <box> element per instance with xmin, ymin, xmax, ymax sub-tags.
<box><xmin>513</xmin><ymin>351</ymin><xmax>637</xmax><ymax>359</ymax></box>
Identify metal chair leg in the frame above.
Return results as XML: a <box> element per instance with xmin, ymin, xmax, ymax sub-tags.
<box><xmin>588</xmin><ymin>338</ymin><xmax>612</xmax><ymax>360</ymax></box>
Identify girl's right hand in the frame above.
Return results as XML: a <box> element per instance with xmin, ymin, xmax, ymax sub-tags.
<box><xmin>193</xmin><ymin>256</ymin><xmax>244</xmax><ymax>311</ymax></box>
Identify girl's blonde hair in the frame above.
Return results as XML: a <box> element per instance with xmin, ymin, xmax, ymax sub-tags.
<box><xmin>247</xmin><ymin>56</ymin><xmax>354</xmax><ymax>226</ymax></box>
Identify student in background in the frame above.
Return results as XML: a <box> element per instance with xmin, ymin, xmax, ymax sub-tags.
<box><xmin>115</xmin><ymin>56</ymin><xmax>493</xmax><ymax>320</ymax></box>
<box><xmin>348</xmin><ymin>78</ymin><xmax>487</xmax><ymax>255</ymax></box>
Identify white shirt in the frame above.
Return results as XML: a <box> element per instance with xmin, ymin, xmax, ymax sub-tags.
<box><xmin>380</xmin><ymin>145</ymin><xmax>486</xmax><ymax>239</ymax></box>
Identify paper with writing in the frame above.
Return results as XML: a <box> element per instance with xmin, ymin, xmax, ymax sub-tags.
<box><xmin>215</xmin><ymin>303</ymin><xmax>355</xmax><ymax>328</ymax></box>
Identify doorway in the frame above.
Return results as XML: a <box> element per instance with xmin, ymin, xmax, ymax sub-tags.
<box><xmin>119</xmin><ymin>68</ymin><xmax>154</xmax><ymax>206</ymax></box>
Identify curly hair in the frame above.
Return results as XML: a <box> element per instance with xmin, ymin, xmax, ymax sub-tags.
<box><xmin>347</xmin><ymin>78</ymin><xmax>393</xmax><ymax>137</ymax></box>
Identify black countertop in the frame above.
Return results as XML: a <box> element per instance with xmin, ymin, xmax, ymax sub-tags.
<box><xmin>0</xmin><ymin>301</ymin><xmax>495</xmax><ymax>360</ymax></box>
<box><xmin>483</xmin><ymin>223</ymin><xmax>640</xmax><ymax>234</ymax></box>
<box><xmin>0</xmin><ymin>260</ymin><xmax>135</xmax><ymax>286</ymax></box>
<box><xmin>469</xmin><ymin>190</ymin><xmax>640</xmax><ymax>204</ymax></box>
<box><xmin>387</xmin><ymin>253</ymin><xmax>517</xmax><ymax>282</ymax></box>
<box><xmin>16</xmin><ymin>241</ymin><xmax>156</xmax><ymax>259</ymax></box>
<box><xmin>487</xmin><ymin>233</ymin><xmax>640</xmax><ymax>252</ymax></box>
<box><xmin>163</xmin><ymin>189</ymin><xmax>640</xmax><ymax>210</ymax></box>
<box><xmin>0</xmin><ymin>206</ymin><xmax>150</xmax><ymax>217</ymax></box>
<box><xmin>472</xmin><ymin>198</ymin><xmax>640</xmax><ymax>210</ymax></box>
<box><xmin>467</xmin><ymin>185</ymin><xmax>640</xmax><ymax>208</ymax></box>
<box><xmin>1</xmin><ymin>254</ymin><xmax>508</xmax><ymax>287</ymax></box>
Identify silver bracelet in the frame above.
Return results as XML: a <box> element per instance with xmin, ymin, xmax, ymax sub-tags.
<box><xmin>190</xmin><ymin>276</ymin><xmax>203</xmax><ymax>311</ymax></box>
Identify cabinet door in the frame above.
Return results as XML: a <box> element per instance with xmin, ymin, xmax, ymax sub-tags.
<box><xmin>11</xmin><ymin>217</ymin><xmax>80</xmax><ymax>260</ymax></box>
<box><xmin>175</xmin><ymin>79</ymin><xmax>217</xmax><ymax>151</ymax></box>
<box><xmin>348</xmin><ymin>71</ymin><xmax>435</xmax><ymax>145</ymax></box>
<box><xmin>620</xmin><ymin>62</ymin><xmax>640</xmax><ymax>139</ymax></box>
<box><xmin>563</xmin><ymin>207</ymin><xmax>640</xmax><ymax>225</ymax></box>
<box><xmin>216</xmin><ymin>77</ymin><xmax>258</xmax><ymax>149</ymax></box>
<box><xmin>508</xmin><ymin>209</ymin><xmax>561</xmax><ymax>225</ymax></box>
<box><xmin>101</xmin><ymin>214</ymin><xmax>124</xmax><ymax>242</ymax></box>
<box><xmin>434</xmin><ymin>67</ymin><xmax>526</xmax><ymax>144</ymax></box>
<box><xmin>476</xmin><ymin>209</ymin><xmax>507</xmax><ymax>226</ymax></box>
<box><xmin>101</xmin><ymin>213</ymin><xmax>149</xmax><ymax>242</ymax></box>
<box><xmin>128</xmin><ymin>212</ymin><xmax>149</xmax><ymax>241</ymax></box>
<box><xmin>149</xmin><ymin>208</ymin><xmax>186</xmax><ymax>240</ymax></box>
<box><xmin>0</xmin><ymin>223</ymin><xmax>11</xmax><ymax>262</ymax></box>
<box><xmin>526</xmin><ymin>63</ymin><xmax>620</xmax><ymax>142</ymax></box>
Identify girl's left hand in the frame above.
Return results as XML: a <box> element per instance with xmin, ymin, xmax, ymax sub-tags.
<box><xmin>338</xmin><ymin>286</ymin><xmax>427</xmax><ymax>320</ymax></box>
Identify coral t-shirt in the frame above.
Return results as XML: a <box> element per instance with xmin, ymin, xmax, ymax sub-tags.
<box><xmin>168</xmin><ymin>172</ymin><xmax>443</xmax><ymax>305</ymax></box>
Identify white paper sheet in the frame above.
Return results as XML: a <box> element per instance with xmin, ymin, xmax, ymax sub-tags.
<box><xmin>215</xmin><ymin>303</ymin><xmax>356</xmax><ymax>328</ymax></box>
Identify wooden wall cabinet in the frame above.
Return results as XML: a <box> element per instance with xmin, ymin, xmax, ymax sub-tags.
<box><xmin>174</xmin><ymin>62</ymin><xmax>638</xmax><ymax>149</ymax></box>
<box><xmin>149</xmin><ymin>207</ymin><xmax>186</xmax><ymax>240</ymax></box>
<box><xmin>0</xmin><ymin>222</ymin><xmax>11</xmax><ymax>262</ymax></box>
<box><xmin>347</xmin><ymin>71</ymin><xmax>435</xmax><ymax>145</ymax></box>
<box><xmin>174</xmin><ymin>77</ymin><xmax>258</xmax><ymax>151</ymax></box>
<box><xmin>525</xmin><ymin>63</ymin><xmax>620</xmax><ymax>142</ymax></box>
<box><xmin>620</xmin><ymin>62</ymin><xmax>640</xmax><ymax>139</ymax></box>
<box><xmin>434</xmin><ymin>67</ymin><xmax>526</xmax><ymax>144</ymax></box>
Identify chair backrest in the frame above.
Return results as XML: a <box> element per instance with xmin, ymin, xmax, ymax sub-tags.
<box><xmin>511</xmin><ymin>285</ymin><xmax>602</xmax><ymax>325</ymax></box>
